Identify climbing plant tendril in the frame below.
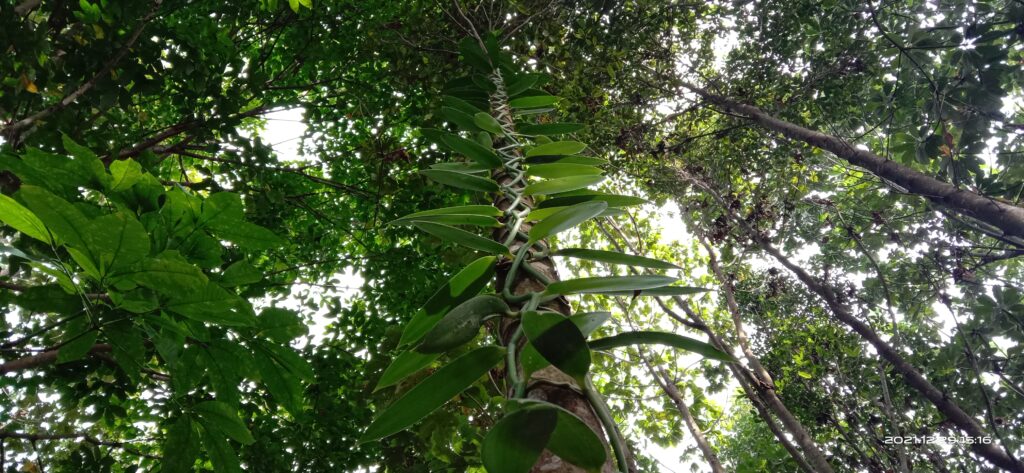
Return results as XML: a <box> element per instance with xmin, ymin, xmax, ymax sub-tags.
<box><xmin>360</xmin><ymin>31</ymin><xmax>735</xmax><ymax>473</ymax></box>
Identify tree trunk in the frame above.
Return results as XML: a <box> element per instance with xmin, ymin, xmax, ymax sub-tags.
<box><xmin>680</xmin><ymin>169</ymin><xmax>1024</xmax><ymax>472</ymax></box>
<box><xmin>649</xmin><ymin>366</ymin><xmax>726</xmax><ymax>473</ymax></box>
<box><xmin>683</xmin><ymin>83</ymin><xmax>1024</xmax><ymax>241</ymax></box>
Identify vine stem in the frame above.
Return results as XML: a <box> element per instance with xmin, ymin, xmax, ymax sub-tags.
<box><xmin>584</xmin><ymin>376</ymin><xmax>629</xmax><ymax>473</ymax></box>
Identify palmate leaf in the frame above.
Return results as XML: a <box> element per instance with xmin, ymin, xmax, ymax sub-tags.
<box><xmin>413</xmin><ymin>222</ymin><xmax>509</xmax><ymax>254</ymax></box>
<box><xmin>361</xmin><ymin>346</ymin><xmax>505</xmax><ymax>442</ymax></box>
<box><xmin>518</xmin><ymin>122</ymin><xmax>584</xmax><ymax>136</ymax></box>
<box><xmin>416</xmin><ymin>295</ymin><xmax>509</xmax><ymax>353</ymax></box>
<box><xmin>399</xmin><ymin>256</ymin><xmax>497</xmax><ymax>347</ymax></box>
<box><xmin>419</xmin><ymin>169</ymin><xmax>499</xmax><ymax>193</ymax></box>
<box><xmin>523</xmin><ymin>175</ymin><xmax>606</xmax><ymax>196</ymax></box>
<box><xmin>528</xmin><ymin>201</ymin><xmax>607</xmax><ymax>244</ymax></box>
<box><xmin>554</xmin><ymin>248</ymin><xmax>680</xmax><ymax>270</ymax></box>
<box><xmin>439</xmin><ymin>134</ymin><xmax>502</xmax><ymax>168</ymax></box>
<box><xmin>526</xmin><ymin>141</ymin><xmax>588</xmax><ymax>157</ymax></box>
<box><xmin>589</xmin><ymin>331</ymin><xmax>736</xmax><ymax>362</ymax></box>
<box><xmin>521</xmin><ymin>311</ymin><xmax>590</xmax><ymax>383</ymax></box>
<box><xmin>544</xmin><ymin>275</ymin><xmax>677</xmax><ymax>296</ymax></box>
<box><xmin>525</xmin><ymin>163</ymin><xmax>604</xmax><ymax>179</ymax></box>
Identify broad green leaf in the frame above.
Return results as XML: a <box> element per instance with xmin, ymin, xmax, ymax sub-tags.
<box><xmin>0</xmin><ymin>194</ymin><xmax>51</xmax><ymax>243</ymax></box>
<box><xmin>474</xmin><ymin>112</ymin><xmax>504</xmax><ymax>134</ymax></box>
<box><xmin>87</xmin><ymin>212</ymin><xmax>150</xmax><ymax>276</ymax></box>
<box><xmin>419</xmin><ymin>170</ymin><xmax>499</xmax><ymax>193</ymax></box>
<box><xmin>413</xmin><ymin>222</ymin><xmax>508</xmax><ymax>254</ymax></box>
<box><xmin>525</xmin><ymin>155</ymin><xmax>609</xmax><ymax>166</ymax></box>
<box><xmin>400</xmin><ymin>256</ymin><xmax>497</xmax><ymax>346</ymax></box>
<box><xmin>506</xmin><ymin>74</ymin><xmax>541</xmax><ymax>97</ymax></box>
<box><xmin>393</xmin><ymin>205</ymin><xmax>502</xmax><ymax>222</ymax></box>
<box><xmin>443</xmin><ymin>95</ymin><xmax>484</xmax><ymax>115</ymax></box>
<box><xmin>253</xmin><ymin>346</ymin><xmax>305</xmax><ymax>415</ymax></box>
<box><xmin>360</xmin><ymin>346</ymin><xmax>505</xmax><ymax>442</ymax></box>
<box><xmin>521</xmin><ymin>312</ymin><xmax>611</xmax><ymax>378</ymax></box>
<box><xmin>525</xmin><ymin>163</ymin><xmax>603</xmax><ymax>179</ymax></box>
<box><xmin>602</xmin><ymin>286</ymin><xmax>710</xmax><ymax>297</ymax></box>
<box><xmin>209</xmin><ymin>220</ymin><xmax>285</xmax><ymax>250</ymax></box>
<box><xmin>257</xmin><ymin>307</ymin><xmax>308</xmax><ymax>342</ymax></box>
<box><xmin>439</xmin><ymin>134</ymin><xmax>503</xmax><ymax>168</ymax></box>
<box><xmin>57</xmin><ymin>316</ymin><xmax>98</xmax><ymax>364</ymax></box>
<box><xmin>390</xmin><ymin>213</ymin><xmax>500</xmax><ymax>227</ymax></box>
<box><xmin>130</xmin><ymin>252</ymin><xmax>208</xmax><ymax>293</ymax></box>
<box><xmin>429</xmin><ymin>162</ymin><xmax>490</xmax><ymax>173</ymax></box>
<box><xmin>162</xmin><ymin>416</ymin><xmax>200</xmax><ymax>473</ymax></box>
<box><xmin>510</xmin><ymin>95</ymin><xmax>561</xmax><ymax>108</ymax></box>
<box><xmin>105</xmin><ymin>320</ymin><xmax>146</xmax><ymax>382</ymax></box>
<box><xmin>548</xmin><ymin>406</ymin><xmax>607</xmax><ymax>472</ymax></box>
<box><xmin>458</xmin><ymin>37</ymin><xmax>493</xmax><ymax>72</ymax></box>
<box><xmin>544</xmin><ymin>275</ymin><xmax>678</xmax><ymax>296</ymax></box>
<box><xmin>108</xmin><ymin>159</ymin><xmax>142</xmax><ymax>192</ymax></box>
<box><xmin>538</xmin><ymin>192</ymin><xmax>647</xmax><ymax>209</ymax></box>
<box><xmin>523</xmin><ymin>175</ymin><xmax>606</xmax><ymax>196</ymax></box>
<box><xmin>481</xmin><ymin>407</ymin><xmax>557</xmax><ymax>473</ymax></box>
<box><xmin>528</xmin><ymin>201</ymin><xmax>607</xmax><ymax>244</ymax></box>
<box><xmin>18</xmin><ymin>185</ymin><xmax>90</xmax><ymax>247</ymax></box>
<box><xmin>220</xmin><ymin>260</ymin><xmax>262</xmax><ymax>287</ymax></box>
<box><xmin>522</xmin><ymin>311</ymin><xmax>590</xmax><ymax>383</ymax></box>
<box><xmin>518</xmin><ymin>122</ymin><xmax>584</xmax><ymax>135</ymax></box>
<box><xmin>194</xmin><ymin>401</ymin><xmax>256</xmax><ymax>445</ymax></box>
<box><xmin>554</xmin><ymin>248</ymin><xmax>680</xmax><ymax>269</ymax></box>
<box><xmin>526</xmin><ymin>206</ymin><xmax>624</xmax><ymax>222</ymax></box>
<box><xmin>374</xmin><ymin>350</ymin><xmax>440</xmax><ymax>391</ymax></box>
<box><xmin>440</xmin><ymin>106</ymin><xmax>483</xmax><ymax>132</ymax></box>
<box><xmin>589</xmin><ymin>331</ymin><xmax>736</xmax><ymax>362</ymax></box>
<box><xmin>526</xmin><ymin>141</ymin><xmax>588</xmax><ymax>157</ymax></box>
<box><xmin>166</xmin><ymin>281</ymin><xmax>256</xmax><ymax>326</ymax></box>
<box><xmin>416</xmin><ymin>295</ymin><xmax>509</xmax><ymax>353</ymax></box>
<box><xmin>201</xmin><ymin>427</ymin><xmax>243</xmax><ymax>473</ymax></box>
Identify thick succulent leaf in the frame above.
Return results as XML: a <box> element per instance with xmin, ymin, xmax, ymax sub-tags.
<box><xmin>412</xmin><ymin>222</ymin><xmax>509</xmax><ymax>254</ymax></box>
<box><xmin>399</xmin><ymin>256</ymin><xmax>497</xmax><ymax>346</ymax></box>
<box><xmin>510</xmin><ymin>95</ymin><xmax>561</xmax><ymax>108</ymax></box>
<box><xmin>506</xmin><ymin>73</ymin><xmax>541</xmax><ymax>97</ymax></box>
<box><xmin>538</xmin><ymin>192</ymin><xmax>648</xmax><ymax>209</ymax></box>
<box><xmin>554</xmin><ymin>248</ymin><xmax>680</xmax><ymax>270</ymax></box>
<box><xmin>525</xmin><ymin>163</ymin><xmax>604</xmax><ymax>179</ymax></box>
<box><xmin>589</xmin><ymin>331</ymin><xmax>736</xmax><ymax>362</ymax></box>
<box><xmin>416</xmin><ymin>295</ymin><xmax>509</xmax><ymax>353</ymax></box>
<box><xmin>458</xmin><ymin>37</ymin><xmax>493</xmax><ymax>72</ymax></box>
<box><xmin>547</xmin><ymin>407</ymin><xmax>607</xmax><ymax>472</ymax></box>
<box><xmin>522</xmin><ymin>311</ymin><xmax>591</xmax><ymax>383</ymax></box>
<box><xmin>361</xmin><ymin>346</ymin><xmax>505</xmax><ymax>442</ymax></box>
<box><xmin>526</xmin><ymin>206</ymin><xmax>624</xmax><ymax>222</ymax></box>
<box><xmin>439</xmin><ymin>134</ymin><xmax>502</xmax><ymax>168</ymax></box>
<box><xmin>419</xmin><ymin>170</ymin><xmax>499</xmax><ymax>193</ymax></box>
<box><xmin>602</xmin><ymin>286</ymin><xmax>711</xmax><ymax>297</ymax></box>
<box><xmin>520</xmin><ymin>312</ymin><xmax>611</xmax><ymax>378</ymax></box>
<box><xmin>429</xmin><ymin>162</ymin><xmax>491</xmax><ymax>174</ymax></box>
<box><xmin>474</xmin><ymin>112</ymin><xmax>504</xmax><ymax>134</ymax></box>
<box><xmin>525</xmin><ymin>156</ymin><xmax>609</xmax><ymax>166</ymax></box>
<box><xmin>374</xmin><ymin>350</ymin><xmax>440</xmax><ymax>392</ymax></box>
<box><xmin>518</xmin><ymin>122</ymin><xmax>584</xmax><ymax>135</ymax></box>
<box><xmin>390</xmin><ymin>214</ymin><xmax>501</xmax><ymax>227</ymax></box>
<box><xmin>528</xmin><ymin>201</ymin><xmax>607</xmax><ymax>244</ymax></box>
<box><xmin>443</xmin><ymin>95</ymin><xmax>484</xmax><ymax>114</ymax></box>
<box><xmin>523</xmin><ymin>175</ymin><xmax>606</xmax><ymax>196</ymax></box>
<box><xmin>394</xmin><ymin>205</ymin><xmax>502</xmax><ymax>221</ymax></box>
<box><xmin>526</xmin><ymin>141</ymin><xmax>588</xmax><ymax>157</ymax></box>
<box><xmin>544</xmin><ymin>275</ymin><xmax>678</xmax><ymax>296</ymax></box>
<box><xmin>440</xmin><ymin>106</ymin><xmax>484</xmax><ymax>132</ymax></box>
<box><xmin>481</xmin><ymin>407</ymin><xmax>557</xmax><ymax>473</ymax></box>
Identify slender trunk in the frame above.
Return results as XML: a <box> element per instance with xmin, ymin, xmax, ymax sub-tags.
<box><xmin>489</xmin><ymin>70</ymin><xmax>621</xmax><ymax>473</ymax></box>
<box><xmin>681</xmin><ymin>169</ymin><xmax>1024</xmax><ymax>472</ymax></box>
<box><xmin>0</xmin><ymin>344</ymin><xmax>112</xmax><ymax>373</ymax></box>
<box><xmin>683</xmin><ymin>83</ymin><xmax>1024</xmax><ymax>240</ymax></box>
<box><xmin>648</xmin><ymin>365</ymin><xmax>726</xmax><ymax>473</ymax></box>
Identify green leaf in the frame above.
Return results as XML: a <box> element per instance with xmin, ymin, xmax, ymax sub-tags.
<box><xmin>201</xmin><ymin>426</ymin><xmax>243</xmax><ymax>473</ymax></box>
<box><xmin>0</xmin><ymin>194</ymin><xmax>52</xmax><ymax>243</ymax></box>
<box><xmin>166</xmin><ymin>281</ymin><xmax>256</xmax><ymax>326</ymax></box>
<box><xmin>525</xmin><ymin>163</ymin><xmax>603</xmax><ymax>179</ymax></box>
<box><xmin>506</xmin><ymin>74</ymin><xmax>541</xmax><ymax>97</ymax></box>
<box><xmin>474</xmin><ymin>112</ymin><xmax>504</xmax><ymax>134</ymax></box>
<box><xmin>162</xmin><ymin>416</ymin><xmax>200</xmax><ymax>473</ymax></box>
<box><xmin>18</xmin><ymin>185</ymin><xmax>90</xmax><ymax>247</ymax></box>
<box><xmin>518</xmin><ymin>122</ymin><xmax>584</xmax><ymax>135</ymax></box>
<box><xmin>538</xmin><ymin>192</ymin><xmax>647</xmax><ymax>209</ymax></box>
<box><xmin>209</xmin><ymin>220</ymin><xmax>285</xmax><ymax>250</ymax></box>
<box><xmin>87</xmin><ymin>212</ymin><xmax>150</xmax><ymax>276</ymax></box>
<box><xmin>194</xmin><ymin>401</ymin><xmax>256</xmax><ymax>445</ymax></box>
<box><xmin>525</xmin><ymin>156</ymin><xmax>608</xmax><ymax>166</ymax></box>
<box><xmin>523</xmin><ymin>175</ymin><xmax>606</xmax><ymax>196</ymax></box>
<box><xmin>440</xmin><ymin>106</ymin><xmax>484</xmax><ymax>132</ymax></box>
<box><xmin>400</xmin><ymin>256</ymin><xmax>497</xmax><ymax>346</ymax></box>
<box><xmin>547</xmin><ymin>406</ymin><xmax>607</xmax><ymax>472</ymax></box>
<box><xmin>439</xmin><ymin>134</ymin><xmax>503</xmax><ymax>168</ymax></box>
<box><xmin>544</xmin><ymin>275</ymin><xmax>678</xmax><ymax>296</ymax></box>
<box><xmin>554</xmin><ymin>248</ymin><xmax>680</xmax><ymax>269</ymax></box>
<box><xmin>220</xmin><ymin>260</ymin><xmax>262</xmax><ymax>287</ymax></box>
<box><xmin>520</xmin><ymin>312</ymin><xmax>610</xmax><ymax>378</ymax></box>
<box><xmin>416</xmin><ymin>295</ymin><xmax>509</xmax><ymax>353</ymax></box>
<box><xmin>522</xmin><ymin>311</ymin><xmax>590</xmax><ymax>383</ymax></box>
<box><xmin>253</xmin><ymin>346</ymin><xmax>305</xmax><ymax>415</ymax></box>
<box><xmin>458</xmin><ymin>37</ymin><xmax>493</xmax><ymax>72</ymax></box>
<box><xmin>108</xmin><ymin>159</ymin><xmax>142</xmax><ymax>192</ymax></box>
<box><xmin>429</xmin><ymin>162</ymin><xmax>491</xmax><ymax>173</ymax></box>
<box><xmin>57</xmin><ymin>316</ymin><xmax>98</xmax><ymax>364</ymax></box>
<box><xmin>589</xmin><ymin>331</ymin><xmax>735</xmax><ymax>362</ymax></box>
<box><xmin>510</xmin><ymin>95</ymin><xmax>561</xmax><ymax>109</ymax></box>
<box><xmin>528</xmin><ymin>201</ymin><xmax>607</xmax><ymax>244</ymax></box>
<box><xmin>443</xmin><ymin>95</ymin><xmax>484</xmax><ymax>115</ymax></box>
<box><xmin>602</xmin><ymin>286</ymin><xmax>710</xmax><ymax>297</ymax></box>
<box><xmin>481</xmin><ymin>407</ymin><xmax>557</xmax><ymax>473</ymax></box>
<box><xmin>390</xmin><ymin>214</ymin><xmax>500</xmax><ymax>227</ymax></box>
<box><xmin>257</xmin><ymin>307</ymin><xmax>308</xmax><ymax>342</ymax></box>
<box><xmin>526</xmin><ymin>141</ymin><xmax>588</xmax><ymax>157</ymax></box>
<box><xmin>526</xmin><ymin>206</ymin><xmax>624</xmax><ymax>222</ymax></box>
<box><xmin>392</xmin><ymin>205</ymin><xmax>503</xmax><ymax>226</ymax></box>
<box><xmin>361</xmin><ymin>346</ymin><xmax>505</xmax><ymax>442</ymax></box>
<box><xmin>131</xmin><ymin>252</ymin><xmax>209</xmax><ymax>293</ymax></box>
<box><xmin>374</xmin><ymin>350</ymin><xmax>440</xmax><ymax>391</ymax></box>
<box><xmin>419</xmin><ymin>170</ymin><xmax>499</xmax><ymax>193</ymax></box>
<box><xmin>413</xmin><ymin>222</ymin><xmax>508</xmax><ymax>254</ymax></box>
<box><xmin>105</xmin><ymin>320</ymin><xmax>146</xmax><ymax>382</ymax></box>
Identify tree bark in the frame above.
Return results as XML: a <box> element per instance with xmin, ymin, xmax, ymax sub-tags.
<box><xmin>649</xmin><ymin>366</ymin><xmax>726</xmax><ymax>473</ymax></box>
<box><xmin>0</xmin><ymin>344</ymin><xmax>111</xmax><ymax>373</ymax></box>
<box><xmin>683</xmin><ymin>83</ymin><xmax>1024</xmax><ymax>240</ymax></box>
<box><xmin>680</xmin><ymin>169</ymin><xmax>1024</xmax><ymax>472</ymax></box>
